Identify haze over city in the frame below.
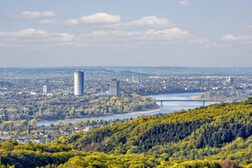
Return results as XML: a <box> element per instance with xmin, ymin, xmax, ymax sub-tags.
<box><xmin>1</xmin><ymin>0</ymin><xmax>252</xmax><ymax>67</ymax></box>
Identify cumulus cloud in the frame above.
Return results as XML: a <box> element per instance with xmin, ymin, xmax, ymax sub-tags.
<box><xmin>0</xmin><ymin>26</ymin><xmax>193</xmax><ymax>49</ymax></box>
<box><xmin>39</xmin><ymin>19</ymin><xmax>56</xmax><ymax>24</ymax></box>
<box><xmin>178</xmin><ymin>0</ymin><xmax>190</xmax><ymax>7</ymax></box>
<box><xmin>145</xmin><ymin>28</ymin><xmax>190</xmax><ymax>40</ymax></box>
<box><xmin>65</xmin><ymin>12</ymin><xmax>121</xmax><ymax>25</ymax></box>
<box><xmin>88</xmin><ymin>27</ymin><xmax>190</xmax><ymax>41</ymax></box>
<box><xmin>221</xmin><ymin>34</ymin><xmax>252</xmax><ymax>42</ymax></box>
<box><xmin>125</xmin><ymin>16</ymin><xmax>173</xmax><ymax>27</ymax></box>
<box><xmin>221</xmin><ymin>34</ymin><xmax>241</xmax><ymax>41</ymax></box>
<box><xmin>21</xmin><ymin>11</ymin><xmax>56</xmax><ymax>18</ymax></box>
<box><xmin>219</xmin><ymin>34</ymin><xmax>252</xmax><ymax>46</ymax></box>
<box><xmin>0</xmin><ymin>28</ymin><xmax>49</xmax><ymax>38</ymax></box>
<box><xmin>0</xmin><ymin>28</ymin><xmax>84</xmax><ymax>48</ymax></box>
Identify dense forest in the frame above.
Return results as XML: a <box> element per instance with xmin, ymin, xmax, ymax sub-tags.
<box><xmin>1</xmin><ymin>98</ymin><xmax>252</xmax><ymax>167</ymax></box>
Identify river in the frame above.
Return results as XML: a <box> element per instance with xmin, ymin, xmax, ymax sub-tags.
<box><xmin>37</xmin><ymin>92</ymin><xmax>212</xmax><ymax>126</ymax></box>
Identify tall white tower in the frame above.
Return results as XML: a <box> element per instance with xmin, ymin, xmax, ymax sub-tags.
<box><xmin>74</xmin><ymin>71</ymin><xmax>84</xmax><ymax>96</ymax></box>
<box><xmin>42</xmin><ymin>85</ymin><xmax>50</xmax><ymax>93</ymax></box>
<box><xmin>109</xmin><ymin>79</ymin><xmax>120</xmax><ymax>96</ymax></box>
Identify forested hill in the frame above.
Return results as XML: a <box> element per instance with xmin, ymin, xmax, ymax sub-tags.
<box><xmin>64</xmin><ymin>98</ymin><xmax>252</xmax><ymax>153</ymax></box>
<box><xmin>1</xmin><ymin>98</ymin><xmax>252</xmax><ymax>168</ymax></box>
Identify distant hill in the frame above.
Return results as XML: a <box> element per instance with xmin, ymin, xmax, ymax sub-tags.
<box><xmin>1</xmin><ymin>66</ymin><xmax>252</xmax><ymax>79</ymax></box>
<box><xmin>1</xmin><ymin>98</ymin><xmax>252</xmax><ymax>167</ymax></box>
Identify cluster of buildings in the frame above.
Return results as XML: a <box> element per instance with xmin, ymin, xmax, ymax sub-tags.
<box><xmin>39</xmin><ymin>70</ymin><xmax>120</xmax><ymax>97</ymax></box>
<box><xmin>74</xmin><ymin>70</ymin><xmax>120</xmax><ymax>96</ymax></box>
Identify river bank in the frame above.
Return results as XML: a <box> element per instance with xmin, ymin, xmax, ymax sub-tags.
<box><xmin>37</xmin><ymin>92</ymin><xmax>205</xmax><ymax>126</ymax></box>
<box><xmin>37</xmin><ymin>107</ymin><xmax>161</xmax><ymax>126</ymax></box>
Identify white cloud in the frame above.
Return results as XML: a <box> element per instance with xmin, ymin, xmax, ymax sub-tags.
<box><xmin>64</xmin><ymin>19</ymin><xmax>79</xmax><ymax>26</ymax></box>
<box><xmin>125</xmin><ymin>16</ymin><xmax>173</xmax><ymax>27</ymax></box>
<box><xmin>178</xmin><ymin>0</ymin><xmax>190</xmax><ymax>7</ymax></box>
<box><xmin>145</xmin><ymin>28</ymin><xmax>190</xmax><ymax>40</ymax></box>
<box><xmin>0</xmin><ymin>27</ymin><xmax>191</xmax><ymax>49</ymax></box>
<box><xmin>221</xmin><ymin>34</ymin><xmax>242</xmax><ymax>41</ymax></box>
<box><xmin>88</xmin><ymin>30</ymin><xmax>134</xmax><ymax>37</ymax></box>
<box><xmin>0</xmin><ymin>28</ymin><xmax>49</xmax><ymax>38</ymax></box>
<box><xmin>88</xmin><ymin>27</ymin><xmax>190</xmax><ymax>41</ymax></box>
<box><xmin>64</xmin><ymin>14</ymin><xmax>172</xmax><ymax>30</ymax></box>
<box><xmin>40</xmin><ymin>19</ymin><xmax>56</xmax><ymax>24</ymax></box>
<box><xmin>221</xmin><ymin>34</ymin><xmax>252</xmax><ymax>42</ymax></box>
<box><xmin>21</xmin><ymin>11</ymin><xmax>56</xmax><ymax>18</ymax></box>
<box><xmin>65</xmin><ymin>12</ymin><xmax>121</xmax><ymax>25</ymax></box>
<box><xmin>218</xmin><ymin>34</ymin><xmax>252</xmax><ymax>47</ymax></box>
<box><xmin>0</xmin><ymin>28</ymin><xmax>84</xmax><ymax>48</ymax></box>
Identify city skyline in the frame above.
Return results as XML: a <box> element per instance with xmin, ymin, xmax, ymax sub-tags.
<box><xmin>0</xmin><ymin>0</ymin><xmax>252</xmax><ymax>67</ymax></box>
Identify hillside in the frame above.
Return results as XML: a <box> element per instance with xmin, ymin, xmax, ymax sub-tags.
<box><xmin>1</xmin><ymin>98</ymin><xmax>252</xmax><ymax>168</ymax></box>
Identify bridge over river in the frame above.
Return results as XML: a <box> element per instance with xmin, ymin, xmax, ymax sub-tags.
<box><xmin>155</xmin><ymin>99</ymin><xmax>225</xmax><ymax>107</ymax></box>
<box><xmin>38</xmin><ymin>93</ymin><xmax>235</xmax><ymax>126</ymax></box>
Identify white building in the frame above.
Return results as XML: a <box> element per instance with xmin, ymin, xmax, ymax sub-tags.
<box><xmin>109</xmin><ymin>79</ymin><xmax>120</xmax><ymax>96</ymax></box>
<box><xmin>74</xmin><ymin>71</ymin><xmax>84</xmax><ymax>96</ymax></box>
<box><xmin>42</xmin><ymin>85</ymin><xmax>50</xmax><ymax>93</ymax></box>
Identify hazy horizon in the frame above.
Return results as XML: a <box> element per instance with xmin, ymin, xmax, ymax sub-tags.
<box><xmin>0</xmin><ymin>66</ymin><xmax>252</xmax><ymax>69</ymax></box>
<box><xmin>1</xmin><ymin>0</ymin><xmax>252</xmax><ymax>67</ymax></box>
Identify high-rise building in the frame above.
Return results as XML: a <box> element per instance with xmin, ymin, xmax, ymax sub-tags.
<box><xmin>109</xmin><ymin>79</ymin><xmax>120</xmax><ymax>96</ymax></box>
<box><xmin>42</xmin><ymin>85</ymin><xmax>50</xmax><ymax>93</ymax></box>
<box><xmin>74</xmin><ymin>71</ymin><xmax>84</xmax><ymax>96</ymax></box>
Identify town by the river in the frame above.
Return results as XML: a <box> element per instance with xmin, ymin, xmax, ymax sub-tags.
<box><xmin>37</xmin><ymin>92</ymin><xmax>214</xmax><ymax>126</ymax></box>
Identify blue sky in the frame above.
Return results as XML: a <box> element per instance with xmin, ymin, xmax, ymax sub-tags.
<box><xmin>0</xmin><ymin>0</ymin><xmax>252</xmax><ymax>67</ymax></box>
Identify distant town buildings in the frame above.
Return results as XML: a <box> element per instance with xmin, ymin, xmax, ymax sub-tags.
<box><xmin>84</xmin><ymin>127</ymin><xmax>90</xmax><ymax>132</ymax></box>
<box><xmin>109</xmin><ymin>79</ymin><xmax>120</xmax><ymax>96</ymax></box>
<box><xmin>74</xmin><ymin>71</ymin><xmax>84</xmax><ymax>96</ymax></box>
<box><xmin>2</xmin><ymin>108</ymin><xmax>9</xmax><ymax>121</ymax></box>
<box><xmin>226</xmin><ymin>77</ymin><xmax>234</xmax><ymax>85</ymax></box>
